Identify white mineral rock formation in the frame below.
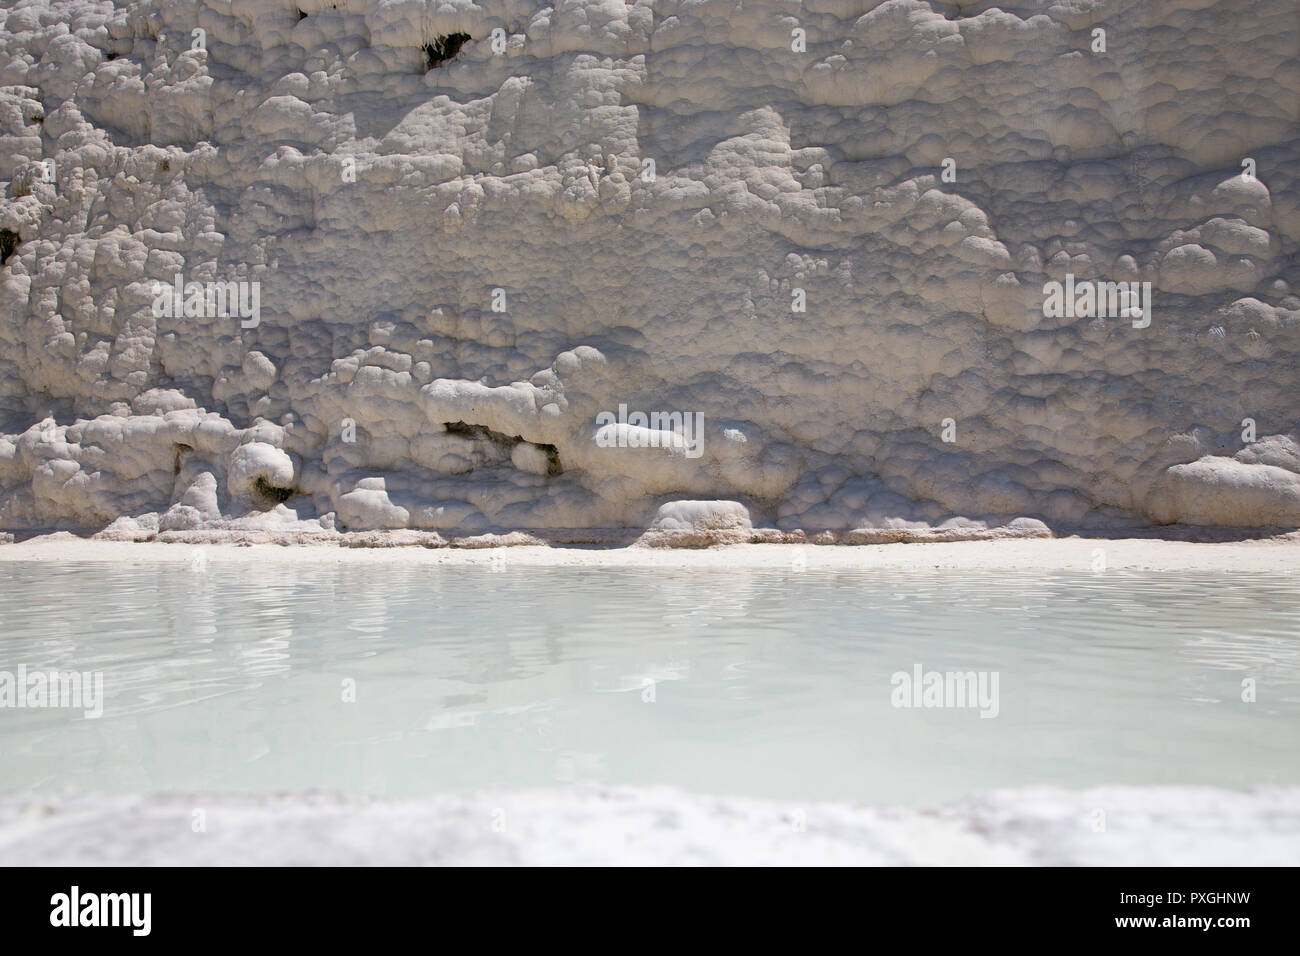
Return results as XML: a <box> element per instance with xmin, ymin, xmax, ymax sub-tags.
<box><xmin>1</xmin><ymin>0</ymin><xmax>1297</xmax><ymax>538</ymax></box>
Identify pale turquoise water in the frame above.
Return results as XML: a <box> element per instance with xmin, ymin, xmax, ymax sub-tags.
<box><xmin>1</xmin><ymin>561</ymin><xmax>1298</xmax><ymax>805</ymax></box>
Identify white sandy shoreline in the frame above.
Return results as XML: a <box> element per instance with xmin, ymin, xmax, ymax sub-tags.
<box><xmin>2</xmin><ymin>534</ymin><xmax>1299</xmax><ymax>572</ymax></box>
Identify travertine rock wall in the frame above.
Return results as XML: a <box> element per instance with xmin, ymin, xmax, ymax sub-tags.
<box><xmin>0</xmin><ymin>0</ymin><xmax>1297</xmax><ymax>536</ymax></box>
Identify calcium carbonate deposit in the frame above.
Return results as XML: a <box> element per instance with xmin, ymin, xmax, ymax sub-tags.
<box><xmin>1</xmin><ymin>0</ymin><xmax>1298</xmax><ymax>541</ymax></box>
<box><xmin>5</xmin><ymin>786</ymin><xmax>1300</xmax><ymax>865</ymax></box>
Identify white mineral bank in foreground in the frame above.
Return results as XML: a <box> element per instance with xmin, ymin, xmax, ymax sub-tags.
<box><xmin>2</xmin><ymin>786</ymin><xmax>1297</xmax><ymax>866</ymax></box>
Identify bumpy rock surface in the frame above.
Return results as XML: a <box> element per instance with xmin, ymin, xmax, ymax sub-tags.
<box><xmin>1</xmin><ymin>0</ymin><xmax>1297</xmax><ymax>537</ymax></box>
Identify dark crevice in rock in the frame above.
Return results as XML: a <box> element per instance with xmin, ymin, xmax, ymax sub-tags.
<box><xmin>253</xmin><ymin>475</ymin><xmax>294</xmax><ymax>504</ymax></box>
<box><xmin>444</xmin><ymin>420</ymin><xmax>517</xmax><ymax>445</ymax></box>
<box><xmin>538</xmin><ymin>443</ymin><xmax>562</xmax><ymax>476</ymax></box>
<box><xmin>0</xmin><ymin>230</ymin><xmax>20</xmax><ymax>265</ymax></box>
<box><xmin>422</xmin><ymin>33</ymin><xmax>470</xmax><ymax>70</ymax></box>
<box><xmin>442</xmin><ymin>422</ymin><xmax>563</xmax><ymax>476</ymax></box>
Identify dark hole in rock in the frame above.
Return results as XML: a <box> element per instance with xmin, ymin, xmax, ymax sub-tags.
<box><xmin>106</xmin><ymin>52</ymin><xmax>118</xmax><ymax>61</ymax></box>
<box><xmin>422</xmin><ymin>33</ymin><xmax>470</xmax><ymax>70</ymax></box>
<box><xmin>172</xmin><ymin>443</ymin><xmax>191</xmax><ymax>476</ymax></box>
<box><xmin>444</xmin><ymin>422</ymin><xmax>563</xmax><ymax>476</ymax></box>
<box><xmin>253</xmin><ymin>475</ymin><xmax>294</xmax><ymax>504</ymax></box>
<box><xmin>158</xmin><ymin>159</ymin><xmax>170</xmax><ymax>172</ymax></box>
<box><xmin>296</xmin><ymin>9</ymin><xmax>307</xmax><ymax>19</ymax></box>
<box><xmin>0</xmin><ymin>230</ymin><xmax>20</xmax><ymax>265</ymax></box>
<box><xmin>538</xmin><ymin>443</ymin><xmax>562</xmax><ymax>477</ymax></box>
<box><xmin>444</xmin><ymin>420</ymin><xmax>516</xmax><ymax>444</ymax></box>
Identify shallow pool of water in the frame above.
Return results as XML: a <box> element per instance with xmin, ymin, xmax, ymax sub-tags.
<box><xmin>1</xmin><ymin>560</ymin><xmax>1297</xmax><ymax>805</ymax></box>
